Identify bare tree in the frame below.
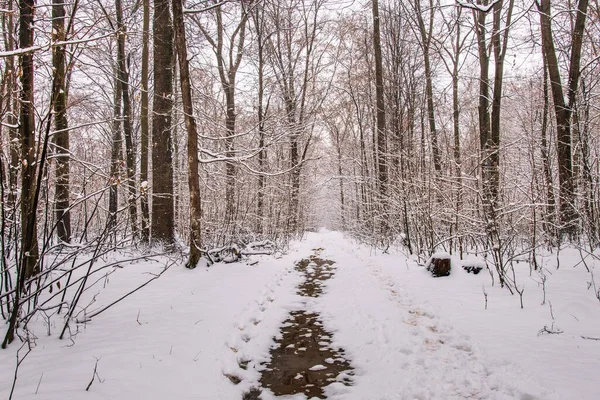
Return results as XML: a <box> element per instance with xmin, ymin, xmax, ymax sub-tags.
<box><xmin>372</xmin><ymin>0</ymin><xmax>389</xmax><ymax>236</ymax></box>
<box><xmin>152</xmin><ymin>0</ymin><xmax>175</xmax><ymax>245</ymax></box>
<box><xmin>108</xmin><ymin>66</ymin><xmax>123</xmax><ymax>238</ymax></box>
<box><xmin>19</xmin><ymin>0</ymin><xmax>39</xmax><ymax>279</ymax></box>
<box><xmin>52</xmin><ymin>0</ymin><xmax>72</xmax><ymax>243</ymax></box>
<box><xmin>115</xmin><ymin>0</ymin><xmax>138</xmax><ymax>237</ymax></box>
<box><xmin>172</xmin><ymin>0</ymin><xmax>203</xmax><ymax>268</ymax></box>
<box><xmin>140</xmin><ymin>0</ymin><xmax>150</xmax><ymax>242</ymax></box>
<box><xmin>467</xmin><ymin>0</ymin><xmax>515</xmax><ymax>210</ymax></box>
<box><xmin>409</xmin><ymin>0</ymin><xmax>441</xmax><ymax>173</ymax></box>
<box><xmin>1</xmin><ymin>0</ymin><xmax>20</xmax><ymax>240</ymax></box>
<box><xmin>251</xmin><ymin>1</ymin><xmax>270</xmax><ymax>234</ymax></box>
<box><xmin>194</xmin><ymin>1</ymin><xmax>249</xmax><ymax>226</ymax></box>
<box><xmin>538</xmin><ymin>0</ymin><xmax>589</xmax><ymax>238</ymax></box>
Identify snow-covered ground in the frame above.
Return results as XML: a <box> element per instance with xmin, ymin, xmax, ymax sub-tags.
<box><xmin>1</xmin><ymin>231</ymin><xmax>599</xmax><ymax>399</ymax></box>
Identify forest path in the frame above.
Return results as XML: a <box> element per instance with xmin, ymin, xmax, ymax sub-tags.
<box><xmin>0</xmin><ymin>231</ymin><xmax>563</xmax><ymax>400</ymax></box>
<box><xmin>235</xmin><ymin>230</ymin><xmax>559</xmax><ymax>400</ymax></box>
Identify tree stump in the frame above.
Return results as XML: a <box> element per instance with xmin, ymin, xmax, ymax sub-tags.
<box><xmin>426</xmin><ymin>254</ymin><xmax>451</xmax><ymax>277</ymax></box>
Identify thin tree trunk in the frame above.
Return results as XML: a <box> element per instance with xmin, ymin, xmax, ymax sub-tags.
<box><xmin>19</xmin><ymin>0</ymin><xmax>39</xmax><ymax>280</ymax></box>
<box><xmin>108</xmin><ymin>68</ymin><xmax>123</xmax><ymax>239</ymax></box>
<box><xmin>540</xmin><ymin>56</ymin><xmax>556</xmax><ymax>239</ymax></box>
<box><xmin>337</xmin><ymin>136</ymin><xmax>346</xmax><ymax>229</ymax></box>
<box><xmin>473</xmin><ymin>3</ymin><xmax>491</xmax><ymax>207</ymax></box>
<box><xmin>253</xmin><ymin>6</ymin><xmax>267</xmax><ymax>234</ymax></box>
<box><xmin>577</xmin><ymin>80</ymin><xmax>597</xmax><ymax>244</ymax></box>
<box><xmin>115</xmin><ymin>0</ymin><xmax>138</xmax><ymax>237</ymax></box>
<box><xmin>52</xmin><ymin>0</ymin><xmax>71</xmax><ymax>243</ymax></box>
<box><xmin>2</xmin><ymin>1</ymin><xmax>19</xmax><ymax>233</ymax></box>
<box><xmin>538</xmin><ymin>0</ymin><xmax>589</xmax><ymax>237</ymax></box>
<box><xmin>372</xmin><ymin>0</ymin><xmax>388</xmax><ymax>237</ymax></box>
<box><xmin>488</xmin><ymin>0</ymin><xmax>514</xmax><ymax>206</ymax></box>
<box><xmin>172</xmin><ymin>0</ymin><xmax>202</xmax><ymax>268</ymax></box>
<box><xmin>414</xmin><ymin>0</ymin><xmax>441</xmax><ymax>173</ymax></box>
<box><xmin>451</xmin><ymin>14</ymin><xmax>463</xmax><ymax>255</ymax></box>
<box><xmin>140</xmin><ymin>0</ymin><xmax>150</xmax><ymax>242</ymax></box>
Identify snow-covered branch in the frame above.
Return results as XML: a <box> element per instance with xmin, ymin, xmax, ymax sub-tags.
<box><xmin>456</xmin><ymin>0</ymin><xmax>501</xmax><ymax>12</ymax></box>
<box><xmin>184</xmin><ymin>0</ymin><xmax>233</xmax><ymax>14</ymax></box>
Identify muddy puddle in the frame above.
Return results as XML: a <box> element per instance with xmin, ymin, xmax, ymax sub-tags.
<box><xmin>250</xmin><ymin>251</ymin><xmax>354</xmax><ymax>399</ymax></box>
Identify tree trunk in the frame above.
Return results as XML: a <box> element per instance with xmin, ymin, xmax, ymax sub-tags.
<box><xmin>140</xmin><ymin>0</ymin><xmax>150</xmax><ymax>242</ymax></box>
<box><xmin>372</xmin><ymin>0</ymin><xmax>388</xmax><ymax>236</ymax></box>
<box><xmin>473</xmin><ymin>2</ymin><xmax>492</xmax><ymax>208</ymax></box>
<box><xmin>252</xmin><ymin>5</ymin><xmax>267</xmax><ymax>234</ymax></box>
<box><xmin>2</xmin><ymin>2</ymin><xmax>19</xmax><ymax>232</ymax></box>
<box><xmin>577</xmin><ymin>80</ymin><xmax>598</xmax><ymax>244</ymax></box>
<box><xmin>225</xmin><ymin>88</ymin><xmax>236</xmax><ymax>221</ymax></box>
<box><xmin>414</xmin><ymin>0</ymin><xmax>441</xmax><ymax>173</ymax></box>
<box><xmin>115</xmin><ymin>0</ymin><xmax>138</xmax><ymax>237</ymax></box>
<box><xmin>172</xmin><ymin>0</ymin><xmax>203</xmax><ymax>268</ymax></box>
<box><xmin>52</xmin><ymin>0</ymin><xmax>71</xmax><ymax>243</ymax></box>
<box><xmin>4</xmin><ymin>0</ymin><xmax>39</xmax><ymax>349</ymax></box>
<box><xmin>540</xmin><ymin>56</ymin><xmax>556</xmax><ymax>239</ymax></box>
<box><xmin>108</xmin><ymin>68</ymin><xmax>122</xmax><ymax>239</ymax></box>
<box><xmin>488</xmin><ymin>0</ymin><xmax>514</xmax><ymax>207</ymax></box>
<box><xmin>337</xmin><ymin>135</ymin><xmax>346</xmax><ymax>229</ymax></box>
<box><xmin>538</xmin><ymin>0</ymin><xmax>589</xmax><ymax>238</ymax></box>
<box><xmin>19</xmin><ymin>0</ymin><xmax>39</xmax><ymax>280</ymax></box>
<box><xmin>151</xmin><ymin>0</ymin><xmax>175</xmax><ymax>245</ymax></box>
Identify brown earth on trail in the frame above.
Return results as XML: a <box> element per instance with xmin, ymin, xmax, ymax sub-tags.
<box><xmin>296</xmin><ymin>256</ymin><xmax>336</xmax><ymax>297</ymax></box>
<box><xmin>259</xmin><ymin>310</ymin><xmax>353</xmax><ymax>398</ymax></box>
<box><xmin>254</xmin><ymin>254</ymin><xmax>354</xmax><ymax>399</ymax></box>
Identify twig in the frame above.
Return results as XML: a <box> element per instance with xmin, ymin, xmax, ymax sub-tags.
<box><xmin>85</xmin><ymin>358</ymin><xmax>100</xmax><ymax>391</ymax></box>
<box><xmin>581</xmin><ymin>336</ymin><xmax>600</xmax><ymax>341</ymax></box>
<box><xmin>9</xmin><ymin>341</ymin><xmax>32</xmax><ymax>400</ymax></box>
<box><xmin>538</xmin><ymin>325</ymin><xmax>563</xmax><ymax>336</ymax></box>
<box><xmin>35</xmin><ymin>373</ymin><xmax>44</xmax><ymax>394</ymax></box>
<box><xmin>482</xmin><ymin>285</ymin><xmax>488</xmax><ymax>310</ymax></box>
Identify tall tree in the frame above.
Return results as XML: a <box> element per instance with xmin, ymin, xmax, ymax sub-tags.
<box><xmin>172</xmin><ymin>0</ymin><xmax>203</xmax><ymax>268</ymax></box>
<box><xmin>372</xmin><ymin>0</ymin><xmax>389</xmax><ymax>235</ymax></box>
<box><xmin>115</xmin><ymin>0</ymin><xmax>138</xmax><ymax>236</ymax></box>
<box><xmin>251</xmin><ymin>2</ymin><xmax>269</xmax><ymax>234</ymax></box>
<box><xmin>151</xmin><ymin>0</ymin><xmax>175</xmax><ymax>244</ymax></box>
<box><xmin>410</xmin><ymin>0</ymin><xmax>441</xmax><ymax>172</ymax></box>
<box><xmin>108</xmin><ymin>67</ymin><xmax>123</xmax><ymax>238</ymax></box>
<box><xmin>3</xmin><ymin>0</ymin><xmax>39</xmax><ymax>349</ymax></box>
<box><xmin>465</xmin><ymin>0</ymin><xmax>515</xmax><ymax>286</ymax></box>
<box><xmin>140</xmin><ymin>0</ymin><xmax>150</xmax><ymax>242</ymax></box>
<box><xmin>539</xmin><ymin>52</ymin><xmax>556</xmax><ymax>239</ymax></box>
<box><xmin>538</xmin><ymin>0</ymin><xmax>589</xmax><ymax>237</ymax></box>
<box><xmin>19</xmin><ymin>0</ymin><xmax>39</xmax><ymax>279</ymax></box>
<box><xmin>1</xmin><ymin>0</ymin><xmax>20</xmax><ymax>226</ymax></box>
<box><xmin>194</xmin><ymin>1</ymin><xmax>249</xmax><ymax>225</ymax></box>
<box><xmin>467</xmin><ymin>0</ymin><xmax>514</xmax><ymax>211</ymax></box>
<box><xmin>52</xmin><ymin>0</ymin><xmax>72</xmax><ymax>243</ymax></box>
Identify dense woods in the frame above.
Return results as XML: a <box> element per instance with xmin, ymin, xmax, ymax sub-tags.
<box><xmin>1</xmin><ymin>0</ymin><xmax>599</xmax><ymax>346</ymax></box>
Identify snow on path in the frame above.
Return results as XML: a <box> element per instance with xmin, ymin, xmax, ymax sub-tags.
<box><xmin>307</xmin><ymin>231</ymin><xmax>560</xmax><ymax>400</ymax></box>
